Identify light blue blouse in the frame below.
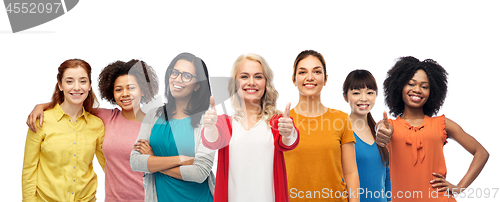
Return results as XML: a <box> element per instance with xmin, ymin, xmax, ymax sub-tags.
<box><xmin>354</xmin><ymin>132</ymin><xmax>391</xmax><ymax>202</ymax></box>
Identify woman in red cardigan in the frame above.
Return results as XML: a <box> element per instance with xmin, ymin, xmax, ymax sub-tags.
<box><xmin>202</xmin><ymin>53</ymin><xmax>300</xmax><ymax>202</ymax></box>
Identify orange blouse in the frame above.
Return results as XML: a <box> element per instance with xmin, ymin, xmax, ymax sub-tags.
<box><xmin>387</xmin><ymin>115</ymin><xmax>456</xmax><ymax>202</ymax></box>
<box><xmin>285</xmin><ymin>108</ymin><xmax>355</xmax><ymax>201</ymax></box>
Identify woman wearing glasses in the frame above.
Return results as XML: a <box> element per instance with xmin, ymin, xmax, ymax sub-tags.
<box><xmin>130</xmin><ymin>52</ymin><xmax>215</xmax><ymax>202</ymax></box>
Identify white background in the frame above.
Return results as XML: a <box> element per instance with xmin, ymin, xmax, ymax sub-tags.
<box><xmin>1</xmin><ymin>0</ymin><xmax>498</xmax><ymax>201</ymax></box>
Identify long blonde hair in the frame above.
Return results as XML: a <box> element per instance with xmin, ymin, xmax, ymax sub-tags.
<box><xmin>228</xmin><ymin>53</ymin><xmax>280</xmax><ymax>124</ymax></box>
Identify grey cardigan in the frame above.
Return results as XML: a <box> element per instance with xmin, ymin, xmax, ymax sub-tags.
<box><xmin>130</xmin><ymin>107</ymin><xmax>215</xmax><ymax>202</ymax></box>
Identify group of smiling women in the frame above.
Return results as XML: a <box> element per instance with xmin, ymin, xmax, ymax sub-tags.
<box><xmin>22</xmin><ymin>50</ymin><xmax>489</xmax><ymax>202</ymax></box>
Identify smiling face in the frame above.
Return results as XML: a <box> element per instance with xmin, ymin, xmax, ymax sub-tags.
<box><xmin>235</xmin><ymin>59</ymin><xmax>266</xmax><ymax>103</ymax></box>
<box><xmin>345</xmin><ymin>87</ymin><xmax>377</xmax><ymax>116</ymax></box>
<box><xmin>58</xmin><ymin>66</ymin><xmax>91</xmax><ymax>107</ymax></box>
<box><xmin>168</xmin><ymin>59</ymin><xmax>199</xmax><ymax>101</ymax></box>
<box><xmin>294</xmin><ymin>55</ymin><xmax>327</xmax><ymax>97</ymax></box>
<box><xmin>402</xmin><ymin>69</ymin><xmax>430</xmax><ymax>109</ymax></box>
<box><xmin>114</xmin><ymin>75</ymin><xmax>143</xmax><ymax>112</ymax></box>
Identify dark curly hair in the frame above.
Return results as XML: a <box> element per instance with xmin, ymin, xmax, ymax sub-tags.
<box><xmin>157</xmin><ymin>52</ymin><xmax>211</xmax><ymax>128</ymax></box>
<box><xmin>98</xmin><ymin>59</ymin><xmax>159</xmax><ymax>105</ymax></box>
<box><xmin>384</xmin><ymin>56</ymin><xmax>448</xmax><ymax>117</ymax></box>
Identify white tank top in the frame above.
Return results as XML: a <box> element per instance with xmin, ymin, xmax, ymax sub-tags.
<box><xmin>228</xmin><ymin>118</ymin><xmax>275</xmax><ymax>202</ymax></box>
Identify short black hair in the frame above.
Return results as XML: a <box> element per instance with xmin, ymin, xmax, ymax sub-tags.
<box><xmin>384</xmin><ymin>56</ymin><xmax>448</xmax><ymax>117</ymax></box>
<box><xmin>343</xmin><ymin>69</ymin><xmax>389</xmax><ymax>166</ymax></box>
<box><xmin>342</xmin><ymin>69</ymin><xmax>378</xmax><ymax>95</ymax></box>
<box><xmin>98</xmin><ymin>59</ymin><xmax>159</xmax><ymax>105</ymax></box>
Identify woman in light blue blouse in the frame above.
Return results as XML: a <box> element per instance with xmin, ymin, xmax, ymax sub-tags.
<box><xmin>343</xmin><ymin>70</ymin><xmax>391</xmax><ymax>202</ymax></box>
<box><xmin>130</xmin><ymin>52</ymin><xmax>214</xmax><ymax>202</ymax></box>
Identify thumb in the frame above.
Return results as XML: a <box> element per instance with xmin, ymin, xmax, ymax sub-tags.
<box><xmin>210</xmin><ymin>96</ymin><xmax>215</xmax><ymax>109</ymax></box>
<box><xmin>284</xmin><ymin>102</ymin><xmax>291</xmax><ymax>118</ymax></box>
<box><xmin>383</xmin><ymin>111</ymin><xmax>389</xmax><ymax>127</ymax></box>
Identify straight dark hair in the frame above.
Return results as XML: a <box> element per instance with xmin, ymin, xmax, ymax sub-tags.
<box><xmin>343</xmin><ymin>69</ymin><xmax>389</xmax><ymax>166</ymax></box>
<box><xmin>156</xmin><ymin>53</ymin><xmax>211</xmax><ymax>128</ymax></box>
<box><xmin>292</xmin><ymin>50</ymin><xmax>327</xmax><ymax>82</ymax></box>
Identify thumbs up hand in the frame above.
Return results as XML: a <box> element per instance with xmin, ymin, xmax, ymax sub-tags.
<box><xmin>278</xmin><ymin>102</ymin><xmax>295</xmax><ymax>138</ymax></box>
<box><xmin>375</xmin><ymin>111</ymin><xmax>394</xmax><ymax>147</ymax></box>
<box><xmin>203</xmin><ymin>96</ymin><xmax>217</xmax><ymax>130</ymax></box>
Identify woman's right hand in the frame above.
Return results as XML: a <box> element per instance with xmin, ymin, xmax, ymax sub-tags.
<box><xmin>26</xmin><ymin>104</ymin><xmax>46</xmax><ymax>133</ymax></box>
<box><xmin>203</xmin><ymin>96</ymin><xmax>217</xmax><ymax>130</ymax></box>
<box><xmin>375</xmin><ymin>111</ymin><xmax>394</xmax><ymax>147</ymax></box>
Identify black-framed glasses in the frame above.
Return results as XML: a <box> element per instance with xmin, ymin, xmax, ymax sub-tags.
<box><xmin>170</xmin><ymin>69</ymin><xmax>196</xmax><ymax>82</ymax></box>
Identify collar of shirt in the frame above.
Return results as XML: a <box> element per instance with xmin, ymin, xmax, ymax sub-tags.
<box><xmin>53</xmin><ymin>103</ymin><xmax>89</xmax><ymax>123</ymax></box>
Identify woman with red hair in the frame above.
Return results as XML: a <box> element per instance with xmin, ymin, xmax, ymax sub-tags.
<box><xmin>22</xmin><ymin>59</ymin><xmax>105</xmax><ymax>202</ymax></box>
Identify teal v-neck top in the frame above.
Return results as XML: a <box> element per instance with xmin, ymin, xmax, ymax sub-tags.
<box><xmin>150</xmin><ymin>116</ymin><xmax>213</xmax><ymax>202</ymax></box>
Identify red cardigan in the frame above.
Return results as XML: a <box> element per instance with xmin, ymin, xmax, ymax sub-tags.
<box><xmin>202</xmin><ymin>114</ymin><xmax>300</xmax><ymax>202</ymax></box>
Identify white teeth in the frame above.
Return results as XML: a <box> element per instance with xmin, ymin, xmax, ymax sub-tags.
<box><xmin>122</xmin><ymin>100</ymin><xmax>132</xmax><ymax>103</ymax></box>
<box><xmin>410</xmin><ymin>95</ymin><xmax>422</xmax><ymax>101</ymax></box>
<box><xmin>246</xmin><ymin>90</ymin><xmax>256</xmax><ymax>92</ymax></box>
<box><xmin>173</xmin><ymin>85</ymin><xmax>183</xmax><ymax>89</ymax></box>
<box><xmin>304</xmin><ymin>84</ymin><xmax>315</xmax><ymax>87</ymax></box>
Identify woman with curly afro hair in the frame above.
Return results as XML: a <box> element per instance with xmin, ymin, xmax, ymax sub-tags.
<box><xmin>376</xmin><ymin>56</ymin><xmax>489</xmax><ymax>201</ymax></box>
<box><xmin>26</xmin><ymin>59</ymin><xmax>160</xmax><ymax>202</ymax></box>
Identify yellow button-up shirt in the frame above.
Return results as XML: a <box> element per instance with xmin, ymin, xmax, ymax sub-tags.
<box><xmin>22</xmin><ymin>104</ymin><xmax>105</xmax><ymax>202</ymax></box>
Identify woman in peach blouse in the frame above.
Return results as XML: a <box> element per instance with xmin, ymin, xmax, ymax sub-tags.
<box><xmin>376</xmin><ymin>56</ymin><xmax>489</xmax><ymax>201</ymax></box>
